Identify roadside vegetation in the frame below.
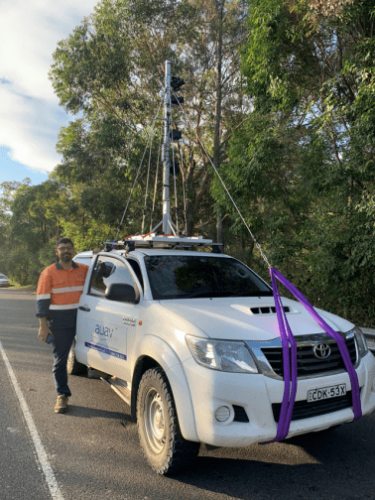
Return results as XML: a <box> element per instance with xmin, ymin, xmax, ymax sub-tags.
<box><xmin>0</xmin><ymin>0</ymin><xmax>374</xmax><ymax>326</ymax></box>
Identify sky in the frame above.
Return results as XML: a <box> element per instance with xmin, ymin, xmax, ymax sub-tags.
<box><xmin>0</xmin><ymin>0</ymin><xmax>99</xmax><ymax>187</ymax></box>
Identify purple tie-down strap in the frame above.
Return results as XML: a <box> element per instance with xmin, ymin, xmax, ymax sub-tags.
<box><xmin>267</xmin><ymin>269</ymin><xmax>298</xmax><ymax>442</ymax></box>
<box><xmin>268</xmin><ymin>267</ymin><xmax>362</xmax><ymax>442</ymax></box>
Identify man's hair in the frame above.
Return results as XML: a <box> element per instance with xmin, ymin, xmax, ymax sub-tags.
<box><xmin>55</xmin><ymin>238</ymin><xmax>74</xmax><ymax>248</ymax></box>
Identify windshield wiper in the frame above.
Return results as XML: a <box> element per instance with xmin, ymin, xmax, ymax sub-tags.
<box><xmin>182</xmin><ymin>290</ymin><xmax>273</xmax><ymax>298</ymax></box>
<box><xmin>160</xmin><ymin>290</ymin><xmax>273</xmax><ymax>300</ymax></box>
<box><xmin>230</xmin><ymin>290</ymin><xmax>273</xmax><ymax>297</ymax></box>
<box><xmin>183</xmin><ymin>290</ymin><xmax>229</xmax><ymax>299</ymax></box>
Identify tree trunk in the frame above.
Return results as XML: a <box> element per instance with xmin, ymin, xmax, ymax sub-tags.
<box><xmin>216</xmin><ymin>205</ymin><xmax>223</xmax><ymax>244</ymax></box>
<box><xmin>214</xmin><ymin>0</ymin><xmax>224</xmax><ymax>244</ymax></box>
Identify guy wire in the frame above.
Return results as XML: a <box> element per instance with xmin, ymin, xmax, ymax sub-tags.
<box><xmin>114</xmin><ymin>98</ymin><xmax>164</xmax><ymax>243</ymax></box>
<box><xmin>172</xmin><ymin>90</ymin><xmax>271</xmax><ymax>268</ymax></box>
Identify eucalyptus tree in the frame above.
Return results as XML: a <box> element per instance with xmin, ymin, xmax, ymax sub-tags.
<box><xmin>0</xmin><ymin>179</ymin><xmax>68</xmax><ymax>284</ymax></box>
<box><xmin>220</xmin><ymin>0</ymin><xmax>375</xmax><ymax>325</ymax></box>
<box><xmin>50</xmin><ymin>0</ymin><xmax>248</xmax><ymax>241</ymax></box>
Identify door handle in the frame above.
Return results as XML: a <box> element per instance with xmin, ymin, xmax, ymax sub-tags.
<box><xmin>79</xmin><ymin>306</ymin><xmax>90</xmax><ymax>312</ymax></box>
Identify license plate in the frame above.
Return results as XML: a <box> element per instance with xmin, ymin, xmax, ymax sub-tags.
<box><xmin>307</xmin><ymin>384</ymin><xmax>346</xmax><ymax>403</ymax></box>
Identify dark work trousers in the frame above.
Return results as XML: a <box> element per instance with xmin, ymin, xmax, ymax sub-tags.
<box><xmin>51</xmin><ymin>326</ymin><xmax>76</xmax><ymax>397</ymax></box>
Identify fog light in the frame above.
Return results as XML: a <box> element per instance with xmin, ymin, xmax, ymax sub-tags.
<box><xmin>215</xmin><ymin>406</ymin><xmax>230</xmax><ymax>422</ymax></box>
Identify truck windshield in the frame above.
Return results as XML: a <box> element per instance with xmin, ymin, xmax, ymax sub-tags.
<box><xmin>144</xmin><ymin>255</ymin><xmax>272</xmax><ymax>300</ymax></box>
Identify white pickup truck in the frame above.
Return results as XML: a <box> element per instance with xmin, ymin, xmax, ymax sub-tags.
<box><xmin>71</xmin><ymin>247</ymin><xmax>375</xmax><ymax>474</ymax></box>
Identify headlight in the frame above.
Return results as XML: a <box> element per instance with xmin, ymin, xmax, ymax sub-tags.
<box><xmin>347</xmin><ymin>326</ymin><xmax>368</xmax><ymax>358</ymax></box>
<box><xmin>185</xmin><ymin>335</ymin><xmax>258</xmax><ymax>374</ymax></box>
<box><xmin>360</xmin><ymin>327</ymin><xmax>375</xmax><ymax>354</ymax></box>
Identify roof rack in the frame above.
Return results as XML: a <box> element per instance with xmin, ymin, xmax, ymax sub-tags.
<box><xmin>102</xmin><ymin>234</ymin><xmax>223</xmax><ymax>253</ymax></box>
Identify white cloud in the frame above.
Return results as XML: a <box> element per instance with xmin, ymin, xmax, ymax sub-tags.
<box><xmin>0</xmin><ymin>86</ymin><xmax>64</xmax><ymax>171</ymax></box>
<box><xmin>0</xmin><ymin>0</ymin><xmax>98</xmax><ymax>173</ymax></box>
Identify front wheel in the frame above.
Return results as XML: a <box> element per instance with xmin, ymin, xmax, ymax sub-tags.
<box><xmin>137</xmin><ymin>368</ymin><xmax>199</xmax><ymax>475</ymax></box>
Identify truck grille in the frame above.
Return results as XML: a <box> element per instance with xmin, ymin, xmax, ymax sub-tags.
<box><xmin>272</xmin><ymin>391</ymin><xmax>353</xmax><ymax>422</ymax></box>
<box><xmin>261</xmin><ymin>336</ymin><xmax>357</xmax><ymax>378</ymax></box>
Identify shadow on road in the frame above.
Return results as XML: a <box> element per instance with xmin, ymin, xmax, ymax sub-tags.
<box><xmin>166</xmin><ymin>416</ymin><xmax>375</xmax><ymax>500</ymax></box>
<box><xmin>67</xmin><ymin>404</ymin><xmax>134</xmax><ymax>424</ymax></box>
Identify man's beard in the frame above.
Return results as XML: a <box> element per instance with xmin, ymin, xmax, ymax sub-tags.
<box><xmin>61</xmin><ymin>255</ymin><xmax>71</xmax><ymax>262</ymax></box>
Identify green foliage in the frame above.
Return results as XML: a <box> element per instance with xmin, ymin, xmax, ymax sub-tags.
<box><xmin>49</xmin><ymin>0</ymin><xmax>247</xmax><ymax>240</ymax></box>
<box><xmin>0</xmin><ymin>180</ymin><xmax>60</xmax><ymax>284</ymax></box>
<box><xmin>222</xmin><ymin>0</ymin><xmax>375</xmax><ymax>326</ymax></box>
<box><xmin>2</xmin><ymin>0</ymin><xmax>375</xmax><ymax>332</ymax></box>
<box><xmin>50</xmin><ymin>0</ymin><xmax>132</xmax><ymax>114</ymax></box>
<box><xmin>1</xmin><ymin>0</ymin><xmax>247</xmax><ymax>285</ymax></box>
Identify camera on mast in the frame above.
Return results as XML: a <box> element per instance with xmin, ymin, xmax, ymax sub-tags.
<box><xmin>171</xmin><ymin>95</ymin><xmax>184</xmax><ymax>107</ymax></box>
<box><xmin>171</xmin><ymin>76</ymin><xmax>185</xmax><ymax>91</ymax></box>
<box><xmin>170</xmin><ymin>130</ymin><xmax>182</xmax><ymax>141</ymax></box>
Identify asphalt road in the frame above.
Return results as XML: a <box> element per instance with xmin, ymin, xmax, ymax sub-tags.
<box><xmin>1</xmin><ymin>288</ymin><xmax>375</xmax><ymax>500</ymax></box>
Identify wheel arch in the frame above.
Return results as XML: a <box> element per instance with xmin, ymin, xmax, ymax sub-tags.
<box><xmin>131</xmin><ymin>355</ymin><xmax>161</xmax><ymax>420</ymax></box>
<box><xmin>131</xmin><ymin>335</ymin><xmax>199</xmax><ymax>442</ymax></box>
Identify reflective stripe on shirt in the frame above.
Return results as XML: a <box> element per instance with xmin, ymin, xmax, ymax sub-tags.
<box><xmin>36</xmin><ymin>262</ymin><xmax>89</xmax><ymax>318</ymax></box>
<box><xmin>50</xmin><ymin>303</ymin><xmax>79</xmax><ymax>310</ymax></box>
<box><xmin>51</xmin><ymin>286</ymin><xmax>84</xmax><ymax>294</ymax></box>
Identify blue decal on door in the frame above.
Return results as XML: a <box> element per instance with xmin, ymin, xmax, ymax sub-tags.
<box><xmin>85</xmin><ymin>342</ymin><xmax>126</xmax><ymax>360</ymax></box>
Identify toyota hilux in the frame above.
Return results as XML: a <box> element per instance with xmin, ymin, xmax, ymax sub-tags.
<box><xmin>71</xmin><ymin>245</ymin><xmax>375</xmax><ymax>474</ymax></box>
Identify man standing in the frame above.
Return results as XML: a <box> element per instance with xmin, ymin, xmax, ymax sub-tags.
<box><xmin>36</xmin><ymin>238</ymin><xmax>89</xmax><ymax>414</ymax></box>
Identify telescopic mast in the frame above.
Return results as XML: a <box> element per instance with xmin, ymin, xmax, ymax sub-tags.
<box><xmin>105</xmin><ymin>60</ymin><xmax>221</xmax><ymax>251</ymax></box>
<box><xmin>162</xmin><ymin>60</ymin><xmax>172</xmax><ymax>234</ymax></box>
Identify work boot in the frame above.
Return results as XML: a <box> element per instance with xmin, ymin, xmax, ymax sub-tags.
<box><xmin>54</xmin><ymin>395</ymin><xmax>69</xmax><ymax>414</ymax></box>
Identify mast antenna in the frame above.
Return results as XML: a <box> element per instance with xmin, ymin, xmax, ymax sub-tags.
<box><xmin>162</xmin><ymin>60</ymin><xmax>173</xmax><ymax>234</ymax></box>
<box><xmin>105</xmin><ymin>60</ymin><xmax>222</xmax><ymax>251</ymax></box>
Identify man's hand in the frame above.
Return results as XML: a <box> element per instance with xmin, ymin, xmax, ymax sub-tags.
<box><xmin>38</xmin><ymin>326</ymin><xmax>52</xmax><ymax>342</ymax></box>
<box><xmin>38</xmin><ymin>318</ymin><xmax>52</xmax><ymax>342</ymax></box>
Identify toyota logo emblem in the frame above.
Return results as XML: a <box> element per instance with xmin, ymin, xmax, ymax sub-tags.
<box><xmin>313</xmin><ymin>343</ymin><xmax>331</xmax><ymax>359</ymax></box>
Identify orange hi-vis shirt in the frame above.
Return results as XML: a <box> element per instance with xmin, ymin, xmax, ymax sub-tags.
<box><xmin>36</xmin><ymin>261</ymin><xmax>89</xmax><ymax>328</ymax></box>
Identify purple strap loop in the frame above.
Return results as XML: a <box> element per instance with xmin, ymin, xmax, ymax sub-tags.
<box><xmin>269</xmin><ymin>268</ymin><xmax>362</xmax><ymax>442</ymax></box>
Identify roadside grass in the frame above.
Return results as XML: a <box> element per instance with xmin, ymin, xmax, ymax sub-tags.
<box><xmin>1</xmin><ymin>284</ymin><xmax>37</xmax><ymax>291</ymax></box>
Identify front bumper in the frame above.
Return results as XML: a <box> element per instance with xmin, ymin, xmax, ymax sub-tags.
<box><xmin>182</xmin><ymin>352</ymin><xmax>375</xmax><ymax>447</ymax></box>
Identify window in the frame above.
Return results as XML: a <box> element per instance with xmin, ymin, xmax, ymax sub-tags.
<box><xmin>127</xmin><ymin>259</ymin><xmax>144</xmax><ymax>292</ymax></box>
<box><xmin>89</xmin><ymin>256</ymin><xmax>136</xmax><ymax>298</ymax></box>
<box><xmin>145</xmin><ymin>255</ymin><xmax>272</xmax><ymax>300</ymax></box>
<box><xmin>74</xmin><ymin>256</ymin><xmax>92</xmax><ymax>266</ymax></box>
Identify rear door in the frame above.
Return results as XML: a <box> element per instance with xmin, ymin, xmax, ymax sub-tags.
<box><xmin>76</xmin><ymin>254</ymin><xmax>142</xmax><ymax>382</ymax></box>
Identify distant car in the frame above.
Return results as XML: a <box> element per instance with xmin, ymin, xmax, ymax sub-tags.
<box><xmin>0</xmin><ymin>274</ymin><xmax>10</xmax><ymax>286</ymax></box>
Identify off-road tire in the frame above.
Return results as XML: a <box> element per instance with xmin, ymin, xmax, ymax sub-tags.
<box><xmin>137</xmin><ymin>368</ymin><xmax>200</xmax><ymax>475</ymax></box>
<box><xmin>67</xmin><ymin>339</ymin><xmax>87</xmax><ymax>375</ymax></box>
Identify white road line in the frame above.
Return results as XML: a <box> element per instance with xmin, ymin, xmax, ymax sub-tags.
<box><xmin>0</xmin><ymin>341</ymin><xmax>64</xmax><ymax>500</ymax></box>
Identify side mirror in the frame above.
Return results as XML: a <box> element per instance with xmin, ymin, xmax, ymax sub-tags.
<box><xmin>105</xmin><ymin>283</ymin><xmax>139</xmax><ymax>304</ymax></box>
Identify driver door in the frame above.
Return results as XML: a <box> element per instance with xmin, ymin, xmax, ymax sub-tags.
<box><xmin>77</xmin><ymin>254</ymin><xmax>141</xmax><ymax>383</ymax></box>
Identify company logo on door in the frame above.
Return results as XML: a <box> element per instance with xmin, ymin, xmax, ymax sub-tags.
<box><xmin>123</xmin><ymin>315</ymin><xmax>136</xmax><ymax>326</ymax></box>
<box><xmin>95</xmin><ymin>324</ymin><xmax>114</xmax><ymax>338</ymax></box>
